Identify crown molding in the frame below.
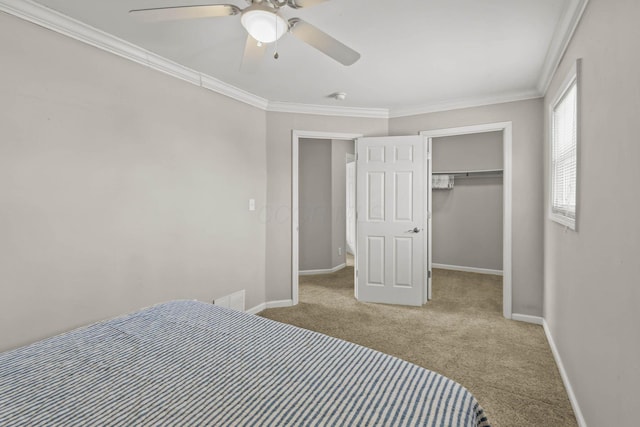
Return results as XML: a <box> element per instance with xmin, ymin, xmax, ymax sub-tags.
<box><xmin>0</xmin><ymin>0</ymin><xmax>269</xmax><ymax>110</ymax></box>
<box><xmin>537</xmin><ymin>0</ymin><xmax>590</xmax><ymax>96</ymax></box>
<box><xmin>267</xmin><ymin>101</ymin><xmax>389</xmax><ymax>119</ymax></box>
<box><xmin>1</xmin><ymin>0</ymin><xmax>583</xmax><ymax>119</ymax></box>
<box><xmin>200</xmin><ymin>75</ymin><xmax>269</xmax><ymax>110</ymax></box>
<box><xmin>388</xmin><ymin>90</ymin><xmax>542</xmax><ymax>119</ymax></box>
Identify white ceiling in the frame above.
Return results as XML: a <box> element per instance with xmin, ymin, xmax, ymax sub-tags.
<box><xmin>30</xmin><ymin>0</ymin><xmax>570</xmax><ymax>111</ymax></box>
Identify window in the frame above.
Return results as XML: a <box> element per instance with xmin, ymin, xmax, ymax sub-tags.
<box><xmin>550</xmin><ymin>60</ymin><xmax>580</xmax><ymax>230</ymax></box>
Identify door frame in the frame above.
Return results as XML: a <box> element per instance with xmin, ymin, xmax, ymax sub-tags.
<box><xmin>420</xmin><ymin>122</ymin><xmax>513</xmax><ymax>319</ymax></box>
<box><xmin>291</xmin><ymin>130</ymin><xmax>363</xmax><ymax>305</ymax></box>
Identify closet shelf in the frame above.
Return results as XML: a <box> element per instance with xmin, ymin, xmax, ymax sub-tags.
<box><xmin>433</xmin><ymin>169</ymin><xmax>503</xmax><ymax>178</ymax></box>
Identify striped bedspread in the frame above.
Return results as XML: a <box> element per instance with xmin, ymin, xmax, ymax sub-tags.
<box><xmin>0</xmin><ymin>300</ymin><xmax>490</xmax><ymax>426</ymax></box>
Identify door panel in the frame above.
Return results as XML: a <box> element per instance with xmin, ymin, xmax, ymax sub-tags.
<box><xmin>367</xmin><ymin>236</ymin><xmax>385</xmax><ymax>286</ymax></box>
<box><xmin>394</xmin><ymin>237</ymin><xmax>413</xmax><ymax>287</ymax></box>
<box><xmin>367</xmin><ymin>146</ymin><xmax>385</xmax><ymax>162</ymax></box>
<box><xmin>394</xmin><ymin>172</ymin><xmax>413</xmax><ymax>221</ymax></box>
<box><xmin>356</xmin><ymin>135</ymin><xmax>426</xmax><ymax>306</ymax></box>
<box><xmin>367</xmin><ymin>172</ymin><xmax>385</xmax><ymax>221</ymax></box>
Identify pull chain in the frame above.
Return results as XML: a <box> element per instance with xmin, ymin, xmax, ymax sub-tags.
<box><xmin>274</xmin><ymin>11</ymin><xmax>279</xmax><ymax>59</ymax></box>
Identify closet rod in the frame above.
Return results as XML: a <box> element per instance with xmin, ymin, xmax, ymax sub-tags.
<box><xmin>432</xmin><ymin>169</ymin><xmax>503</xmax><ymax>178</ymax></box>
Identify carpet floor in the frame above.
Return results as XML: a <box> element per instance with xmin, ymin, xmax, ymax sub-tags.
<box><xmin>260</xmin><ymin>267</ymin><xmax>577</xmax><ymax>427</ymax></box>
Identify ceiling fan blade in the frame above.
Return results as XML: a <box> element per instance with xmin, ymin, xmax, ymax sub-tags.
<box><xmin>129</xmin><ymin>4</ymin><xmax>241</xmax><ymax>22</ymax></box>
<box><xmin>241</xmin><ymin>35</ymin><xmax>267</xmax><ymax>72</ymax></box>
<box><xmin>287</xmin><ymin>0</ymin><xmax>330</xmax><ymax>9</ymax></box>
<box><xmin>288</xmin><ymin>18</ymin><xmax>360</xmax><ymax>66</ymax></box>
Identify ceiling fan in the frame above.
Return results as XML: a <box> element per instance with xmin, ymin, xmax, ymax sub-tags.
<box><xmin>129</xmin><ymin>0</ymin><xmax>361</xmax><ymax>69</ymax></box>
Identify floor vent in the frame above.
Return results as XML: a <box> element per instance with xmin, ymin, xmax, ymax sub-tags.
<box><xmin>213</xmin><ymin>290</ymin><xmax>245</xmax><ymax>312</ymax></box>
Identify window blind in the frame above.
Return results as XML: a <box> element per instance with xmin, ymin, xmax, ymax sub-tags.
<box><xmin>551</xmin><ymin>80</ymin><xmax>577</xmax><ymax>223</ymax></box>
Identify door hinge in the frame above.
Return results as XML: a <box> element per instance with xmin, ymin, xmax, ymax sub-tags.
<box><xmin>427</xmin><ymin>270</ymin><xmax>432</xmax><ymax>279</ymax></box>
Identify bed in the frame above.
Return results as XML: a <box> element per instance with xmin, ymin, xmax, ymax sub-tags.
<box><xmin>0</xmin><ymin>300</ymin><xmax>490</xmax><ymax>426</ymax></box>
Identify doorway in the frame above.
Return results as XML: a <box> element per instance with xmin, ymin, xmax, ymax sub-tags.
<box><xmin>291</xmin><ymin>131</ymin><xmax>362</xmax><ymax>305</ymax></box>
<box><xmin>345</xmin><ymin>154</ymin><xmax>356</xmax><ymax>266</ymax></box>
<box><xmin>421</xmin><ymin>122</ymin><xmax>513</xmax><ymax>319</ymax></box>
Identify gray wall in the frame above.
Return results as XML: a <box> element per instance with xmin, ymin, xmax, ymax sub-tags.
<box><xmin>298</xmin><ymin>138</ymin><xmax>355</xmax><ymax>271</ymax></box>
<box><xmin>390</xmin><ymin>98</ymin><xmax>544</xmax><ymax>316</ymax></box>
<box><xmin>543</xmin><ymin>1</ymin><xmax>640</xmax><ymax>425</ymax></box>
<box><xmin>432</xmin><ymin>132</ymin><xmax>503</xmax><ymax>271</ymax></box>
<box><xmin>0</xmin><ymin>13</ymin><xmax>267</xmax><ymax>352</ymax></box>
<box><xmin>331</xmin><ymin>139</ymin><xmax>355</xmax><ymax>268</ymax></box>
<box><xmin>265</xmin><ymin>113</ymin><xmax>388</xmax><ymax>301</ymax></box>
<box><xmin>433</xmin><ymin>132</ymin><xmax>503</xmax><ymax>172</ymax></box>
<box><xmin>298</xmin><ymin>139</ymin><xmax>332</xmax><ymax>271</ymax></box>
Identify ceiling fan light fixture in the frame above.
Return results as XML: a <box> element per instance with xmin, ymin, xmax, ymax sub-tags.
<box><xmin>241</xmin><ymin>6</ymin><xmax>288</xmax><ymax>44</ymax></box>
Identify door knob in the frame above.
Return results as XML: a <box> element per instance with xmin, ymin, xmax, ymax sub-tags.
<box><xmin>407</xmin><ymin>227</ymin><xmax>421</xmax><ymax>233</ymax></box>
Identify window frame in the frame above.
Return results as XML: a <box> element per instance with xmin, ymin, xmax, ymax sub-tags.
<box><xmin>549</xmin><ymin>59</ymin><xmax>581</xmax><ymax>230</ymax></box>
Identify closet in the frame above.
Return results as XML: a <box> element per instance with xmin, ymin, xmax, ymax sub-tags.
<box><xmin>431</xmin><ymin>131</ymin><xmax>504</xmax><ymax>275</ymax></box>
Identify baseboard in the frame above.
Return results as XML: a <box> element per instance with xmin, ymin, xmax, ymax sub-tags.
<box><xmin>511</xmin><ymin>313</ymin><xmax>544</xmax><ymax>325</ymax></box>
<box><xmin>245</xmin><ymin>302</ymin><xmax>266</xmax><ymax>315</ymax></box>
<box><xmin>246</xmin><ymin>299</ymin><xmax>294</xmax><ymax>315</ymax></box>
<box><xmin>299</xmin><ymin>263</ymin><xmax>346</xmax><ymax>276</ymax></box>
<box><xmin>542</xmin><ymin>320</ymin><xmax>587</xmax><ymax>427</ymax></box>
<box><xmin>266</xmin><ymin>299</ymin><xmax>294</xmax><ymax>309</ymax></box>
<box><xmin>432</xmin><ymin>263</ymin><xmax>503</xmax><ymax>276</ymax></box>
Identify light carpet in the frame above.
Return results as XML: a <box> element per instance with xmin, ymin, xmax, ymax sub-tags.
<box><xmin>260</xmin><ymin>267</ymin><xmax>577</xmax><ymax>427</ymax></box>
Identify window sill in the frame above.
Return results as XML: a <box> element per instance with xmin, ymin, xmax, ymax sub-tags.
<box><xmin>549</xmin><ymin>213</ymin><xmax>576</xmax><ymax>231</ymax></box>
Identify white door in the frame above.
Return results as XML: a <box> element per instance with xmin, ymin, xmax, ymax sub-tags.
<box><xmin>356</xmin><ymin>135</ymin><xmax>426</xmax><ymax>306</ymax></box>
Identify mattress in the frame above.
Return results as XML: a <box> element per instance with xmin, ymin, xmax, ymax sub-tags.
<box><xmin>0</xmin><ymin>300</ymin><xmax>490</xmax><ymax>426</ymax></box>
